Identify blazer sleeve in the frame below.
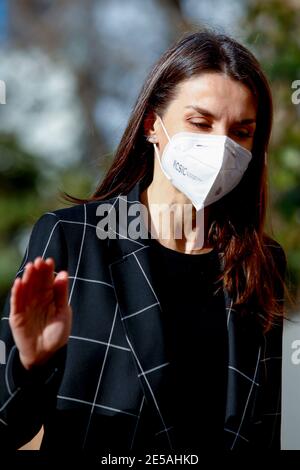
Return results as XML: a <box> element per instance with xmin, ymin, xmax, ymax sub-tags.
<box><xmin>0</xmin><ymin>212</ymin><xmax>68</xmax><ymax>450</ymax></box>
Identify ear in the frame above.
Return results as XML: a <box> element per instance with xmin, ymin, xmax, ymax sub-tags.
<box><xmin>144</xmin><ymin>111</ymin><xmax>159</xmax><ymax>143</ymax></box>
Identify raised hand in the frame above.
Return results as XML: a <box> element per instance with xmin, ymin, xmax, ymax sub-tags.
<box><xmin>9</xmin><ymin>257</ymin><xmax>72</xmax><ymax>370</ymax></box>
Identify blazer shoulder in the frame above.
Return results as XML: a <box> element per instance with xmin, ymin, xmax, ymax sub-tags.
<box><xmin>29</xmin><ymin>197</ymin><xmax>119</xmax><ymax>241</ymax></box>
<box><xmin>50</xmin><ymin>197</ymin><xmax>120</xmax><ymax>224</ymax></box>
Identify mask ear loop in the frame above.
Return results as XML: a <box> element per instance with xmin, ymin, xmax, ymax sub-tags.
<box><xmin>157</xmin><ymin>114</ymin><xmax>171</xmax><ymax>141</ymax></box>
<box><xmin>152</xmin><ymin>115</ymin><xmax>172</xmax><ymax>180</ymax></box>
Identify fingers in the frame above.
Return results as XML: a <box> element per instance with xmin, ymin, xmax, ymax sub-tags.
<box><xmin>21</xmin><ymin>259</ymin><xmax>44</xmax><ymax>306</ymax></box>
<box><xmin>32</xmin><ymin>257</ymin><xmax>55</xmax><ymax>293</ymax></box>
<box><xmin>14</xmin><ymin>257</ymin><xmax>55</xmax><ymax>308</ymax></box>
<box><xmin>11</xmin><ymin>257</ymin><xmax>68</xmax><ymax>314</ymax></box>
<box><xmin>10</xmin><ymin>277</ymin><xmax>24</xmax><ymax>315</ymax></box>
<box><xmin>22</xmin><ymin>261</ymin><xmax>39</xmax><ymax>304</ymax></box>
<box><xmin>53</xmin><ymin>271</ymin><xmax>69</xmax><ymax>309</ymax></box>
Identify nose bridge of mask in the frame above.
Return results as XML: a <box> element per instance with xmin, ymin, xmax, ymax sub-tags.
<box><xmin>183</xmin><ymin>134</ymin><xmax>227</xmax><ymax>168</ymax></box>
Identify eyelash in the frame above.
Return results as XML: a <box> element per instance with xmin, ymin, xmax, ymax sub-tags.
<box><xmin>191</xmin><ymin>122</ymin><xmax>253</xmax><ymax>139</ymax></box>
<box><xmin>192</xmin><ymin>122</ymin><xmax>210</xmax><ymax>129</ymax></box>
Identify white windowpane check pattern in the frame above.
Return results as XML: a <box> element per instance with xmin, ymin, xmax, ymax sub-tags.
<box><xmin>0</xmin><ymin>184</ymin><xmax>285</xmax><ymax>451</ymax></box>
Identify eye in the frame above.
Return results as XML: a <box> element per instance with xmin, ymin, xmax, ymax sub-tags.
<box><xmin>232</xmin><ymin>128</ymin><xmax>254</xmax><ymax>139</ymax></box>
<box><xmin>190</xmin><ymin>121</ymin><xmax>211</xmax><ymax>130</ymax></box>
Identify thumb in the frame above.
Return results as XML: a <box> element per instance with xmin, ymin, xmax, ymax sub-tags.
<box><xmin>53</xmin><ymin>271</ymin><xmax>69</xmax><ymax>309</ymax></box>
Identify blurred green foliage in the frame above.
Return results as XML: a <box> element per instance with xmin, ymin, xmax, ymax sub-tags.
<box><xmin>243</xmin><ymin>0</ymin><xmax>300</xmax><ymax>302</ymax></box>
<box><xmin>0</xmin><ymin>134</ymin><xmax>94</xmax><ymax>307</ymax></box>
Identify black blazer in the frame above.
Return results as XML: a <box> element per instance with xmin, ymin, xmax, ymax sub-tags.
<box><xmin>0</xmin><ymin>183</ymin><xmax>286</xmax><ymax>452</ymax></box>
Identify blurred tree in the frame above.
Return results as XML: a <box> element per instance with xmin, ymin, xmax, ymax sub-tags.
<box><xmin>0</xmin><ymin>134</ymin><xmax>45</xmax><ymax>306</ymax></box>
<box><xmin>243</xmin><ymin>0</ymin><xmax>300</xmax><ymax>304</ymax></box>
<box><xmin>1</xmin><ymin>0</ymin><xmax>186</xmax><ymax>309</ymax></box>
<box><xmin>8</xmin><ymin>0</ymin><xmax>184</xmax><ymax>159</ymax></box>
<box><xmin>0</xmin><ymin>134</ymin><xmax>93</xmax><ymax>307</ymax></box>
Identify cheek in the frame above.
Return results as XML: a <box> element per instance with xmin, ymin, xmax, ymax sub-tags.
<box><xmin>239</xmin><ymin>134</ymin><xmax>255</xmax><ymax>152</ymax></box>
<box><xmin>245</xmin><ymin>141</ymin><xmax>254</xmax><ymax>152</ymax></box>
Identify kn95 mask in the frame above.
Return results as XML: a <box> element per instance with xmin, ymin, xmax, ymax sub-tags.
<box><xmin>153</xmin><ymin>116</ymin><xmax>252</xmax><ymax>211</ymax></box>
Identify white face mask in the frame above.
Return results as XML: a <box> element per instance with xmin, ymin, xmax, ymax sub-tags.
<box><xmin>153</xmin><ymin>116</ymin><xmax>252</xmax><ymax>211</ymax></box>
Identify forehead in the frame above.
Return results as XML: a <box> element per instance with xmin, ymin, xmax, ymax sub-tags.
<box><xmin>172</xmin><ymin>73</ymin><xmax>257</xmax><ymax>119</ymax></box>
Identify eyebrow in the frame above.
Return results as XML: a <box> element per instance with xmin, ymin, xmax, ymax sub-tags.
<box><xmin>184</xmin><ymin>105</ymin><xmax>256</xmax><ymax>125</ymax></box>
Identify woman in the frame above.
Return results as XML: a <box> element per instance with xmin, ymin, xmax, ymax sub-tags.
<box><xmin>0</xmin><ymin>31</ymin><xmax>286</xmax><ymax>452</ymax></box>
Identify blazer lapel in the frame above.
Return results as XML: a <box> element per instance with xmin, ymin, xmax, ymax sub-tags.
<box><xmin>107</xmin><ymin>185</ymin><xmax>174</xmax><ymax>449</ymax></box>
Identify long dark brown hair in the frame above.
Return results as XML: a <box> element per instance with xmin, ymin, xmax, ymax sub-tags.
<box><xmin>68</xmin><ymin>30</ymin><xmax>286</xmax><ymax>332</ymax></box>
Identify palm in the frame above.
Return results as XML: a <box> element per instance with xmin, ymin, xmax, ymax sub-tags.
<box><xmin>9</xmin><ymin>257</ymin><xmax>72</xmax><ymax>369</ymax></box>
